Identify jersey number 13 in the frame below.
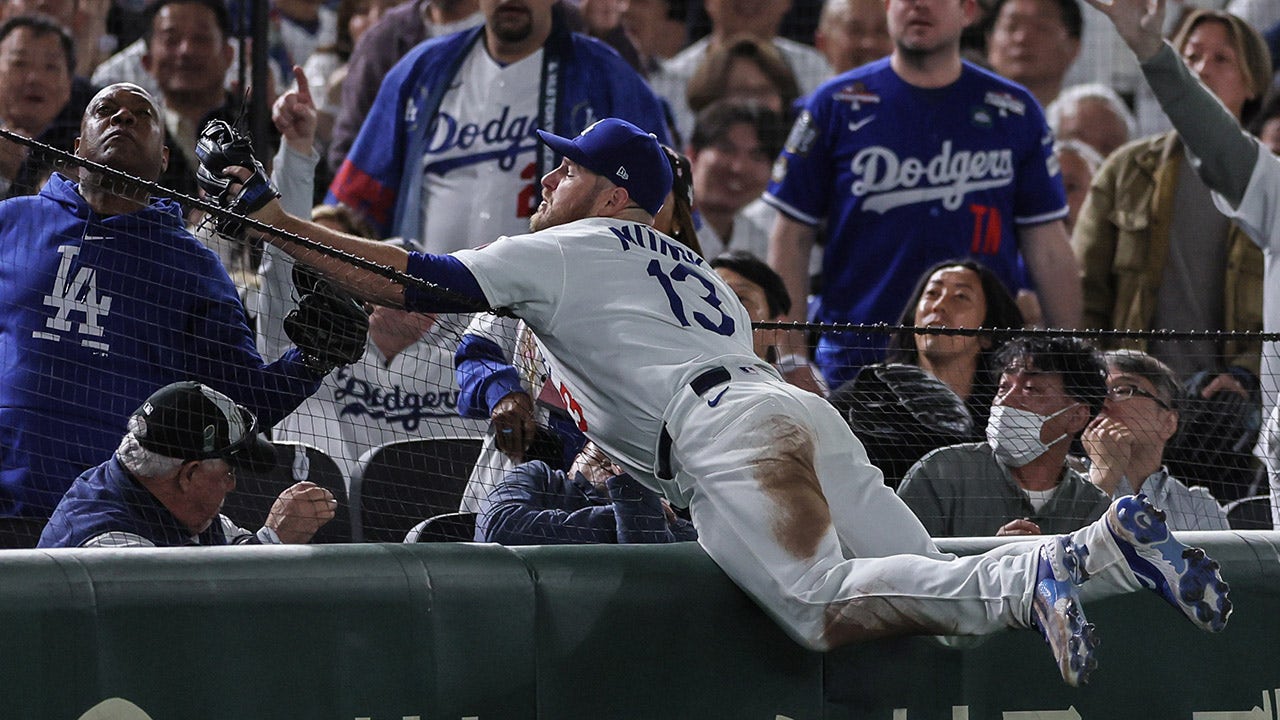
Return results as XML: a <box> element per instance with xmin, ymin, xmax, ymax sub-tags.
<box><xmin>646</xmin><ymin>259</ymin><xmax>735</xmax><ymax>336</ymax></box>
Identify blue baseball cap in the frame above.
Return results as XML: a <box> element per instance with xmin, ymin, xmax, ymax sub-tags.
<box><xmin>536</xmin><ymin>118</ymin><xmax>673</xmax><ymax>217</ymax></box>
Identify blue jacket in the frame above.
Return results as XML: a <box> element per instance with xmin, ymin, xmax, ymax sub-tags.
<box><xmin>477</xmin><ymin>460</ymin><xmax>696</xmax><ymax>545</ymax></box>
<box><xmin>0</xmin><ymin>175</ymin><xmax>321</xmax><ymax>517</ymax></box>
<box><xmin>327</xmin><ymin>11</ymin><xmax>670</xmax><ymax>239</ymax></box>
<box><xmin>39</xmin><ymin>457</ymin><xmax>236</xmax><ymax>547</ymax></box>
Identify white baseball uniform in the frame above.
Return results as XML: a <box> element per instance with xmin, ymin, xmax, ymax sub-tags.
<box><xmin>419</xmin><ymin>45</ymin><xmax>545</xmax><ymax>253</ymax></box>
<box><xmin>1208</xmin><ymin>120</ymin><xmax>1280</xmax><ymax>527</ymax></box>
<box><xmin>260</xmin><ymin>145</ymin><xmax>487</xmax><ymax>483</ymax></box>
<box><xmin>450</xmin><ymin>216</ymin><xmax>1140</xmax><ymax>648</ymax></box>
<box><xmin>457</xmin><ymin>312</ymin><xmax>553</xmax><ymax>514</ymax></box>
<box><xmin>1130</xmin><ymin>43</ymin><xmax>1280</xmax><ymax>526</ymax></box>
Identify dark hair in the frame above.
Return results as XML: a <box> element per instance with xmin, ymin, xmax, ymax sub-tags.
<box><xmin>0</xmin><ymin>14</ymin><xmax>75</xmax><ymax>76</ymax></box>
<box><xmin>144</xmin><ymin>0</ymin><xmax>232</xmax><ymax>44</ymax></box>
<box><xmin>994</xmin><ymin>336</ymin><xmax>1108</xmax><ymax>418</ymax></box>
<box><xmin>710</xmin><ymin>250</ymin><xmax>791</xmax><ymax>318</ymax></box>
<box><xmin>686</xmin><ymin>34</ymin><xmax>800</xmax><ymax>119</ymax></box>
<box><xmin>689</xmin><ymin>98</ymin><xmax>787</xmax><ymax>160</ymax></box>
<box><xmin>661</xmin><ymin>144</ymin><xmax>702</xmax><ymax>257</ymax></box>
<box><xmin>885</xmin><ymin>259</ymin><xmax>1025</xmax><ymax>364</ymax></box>
<box><xmin>988</xmin><ymin>0</ymin><xmax>1082</xmax><ymax>40</ymax></box>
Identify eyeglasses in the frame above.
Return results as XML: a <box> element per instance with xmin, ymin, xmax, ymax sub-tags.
<box><xmin>1106</xmin><ymin>384</ymin><xmax>1171</xmax><ymax>410</ymax></box>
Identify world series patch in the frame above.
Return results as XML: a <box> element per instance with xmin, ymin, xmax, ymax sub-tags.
<box><xmin>784</xmin><ymin>111</ymin><xmax>818</xmax><ymax>157</ymax></box>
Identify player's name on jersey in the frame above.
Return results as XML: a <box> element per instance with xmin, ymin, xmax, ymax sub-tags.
<box><xmin>424</xmin><ymin>106</ymin><xmax>539</xmax><ymax>160</ymax></box>
<box><xmin>609</xmin><ymin>223</ymin><xmax>704</xmax><ymax>265</ymax></box>
<box><xmin>850</xmin><ymin>141</ymin><xmax>1015</xmax><ymax>213</ymax></box>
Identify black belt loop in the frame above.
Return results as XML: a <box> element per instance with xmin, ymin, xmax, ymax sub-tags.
<box><xmin>657</xmin><ymin>425</ymin><xmax>673</xmax><ymax>480</ymax></box>
<box><xmin>657</xmin><ymin>367</ymin><xmax>731</xmax><ymax>480</ymax></box>
<box><xmin>690</xmin><ymin>366</ymin><xmax>731</xmax><ymax>396</ymax></box>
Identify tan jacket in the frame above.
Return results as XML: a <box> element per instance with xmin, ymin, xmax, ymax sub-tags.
<box><xmin>1073</xmin><ymin>131</ymin><xmax>1263</xmax><ymax>373</ymax></box>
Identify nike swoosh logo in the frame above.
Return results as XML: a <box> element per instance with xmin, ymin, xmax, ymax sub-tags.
<box><xmin>706</xmin><ymin>387</ymin><xmax>728</xmax><ymax>407</ymax></box>
<box><xmin>847</xmin><ymin>116</ymin><xmax>875</xmax><ymax>132</ymax></box>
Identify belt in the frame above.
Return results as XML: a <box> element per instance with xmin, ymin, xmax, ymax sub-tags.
<box><xmin>656</xmin><ymin>366</ymin><xmax>732</xmax><ymax>480</ymax></box>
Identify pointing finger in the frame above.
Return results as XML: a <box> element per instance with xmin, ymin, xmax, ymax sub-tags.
<box><xmin>292</xmin><ymin>65</ymin><xmax>313</xmax><ymax>106</ymax></box>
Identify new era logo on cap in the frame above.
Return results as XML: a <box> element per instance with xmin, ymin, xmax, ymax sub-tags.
<box><xmin>535</xmin><ymin>118</ymin><xmax>673</xmax><ymax>217</ymax></box>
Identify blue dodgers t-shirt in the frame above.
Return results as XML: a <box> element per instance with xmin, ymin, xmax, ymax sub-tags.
<box><xmin>764</xmin><ymin>58</ymin><xmax>1067</xmax><ymax>382</ymax></box>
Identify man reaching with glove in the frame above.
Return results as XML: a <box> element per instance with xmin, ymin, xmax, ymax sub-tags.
<box><xmin>204</xmin><ymin>117</ymin><xmax>1231</xmax><ymax>687</ymax></box>
<box><xmin>195</xmin><ymin>117</ymin><xmax>371</xmax><ymax>378</ymax></box>
<box><xmin>0</xmin><ymin>82</ymin><xmax>368</xmax><ymax>520</ymax></box>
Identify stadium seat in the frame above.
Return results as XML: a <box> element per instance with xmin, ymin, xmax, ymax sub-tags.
<box><xmin>404</xmin><ymin>512</ymin><xmax>478</xmax><ymax>543</ymax></box>
<box><xmin>1224</xmin><ymin>494</ymin><xmax>1272</xmax><ymax>530</ymax></box>
<box><xmin>220</xmin><ymin>441</ymin><xmax>352</xmax><ymax>543</ymax></box>
<box><xmin>0</xmin><ymin>517</ymin><xmax>47</xmax><ymax>549</ymax></box>
<box><xmin>350</xmin><ymin>438</ymin><xmax>484</xmax><ymax>543</ymax></box>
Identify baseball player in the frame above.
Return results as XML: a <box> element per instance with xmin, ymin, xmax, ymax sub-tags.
<box><xmin>765</xmin><ymin>0</ymin><xmax>1082</xmax><ymax>388</ymax></box>
<box><xmin>1079</xmin><ymin>0</ymin><xmax>1280</xmax><ymax>527</ymax></box>
<box><xmin>207</xmin><ymin>117</ymin><xmax>1231</xmax><ymax>687</ymax></box>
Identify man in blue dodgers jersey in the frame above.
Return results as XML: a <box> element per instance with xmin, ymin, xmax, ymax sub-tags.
<box><xmin>327</xmin><ymin>0</ymin><xmax>670</xmax><ymax>247</ymax></box>
<box><xmin>0</xmin><ymin>83</ymin><xmax>327</xmax><ymax>518</ymax></box>
<box><xmin>220</xmin><ymin>117</ymin><xmax>1231</xmax><ymax>687</ymax></box>
<box><xmin>765</xmin><ymin>0</ymin><xmax>1082</xmax><ymax>388</ymax></box>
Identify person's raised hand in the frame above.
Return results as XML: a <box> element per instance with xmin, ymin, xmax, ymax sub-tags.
<box><xmin>211</xmin><ymin>164</ymin><xmax>288</xmax><ymax>228</ymax></box>
<box><xmin>1200</xmin><ymin>372</ymin><xmax>1248</xmax><ymax>400</ymax></box>
<box><xmin>1081</xmin><ymin>0</ymin><xmax>1167</xmax><ymax>61</ymax></box>
<box><xmin>1083</xmin><ymin>414</ymin><xmax>1134</xmax><ymax>495</ymax></box>
<box><xmin>195</xmin><ymin>119</ymin><xmax>282</xmax><ymax>230</ymax></box>
<box><xmin>273</xmin><ymin>66</ymin><xmax>318</xmax><ymax>155</ymax></box>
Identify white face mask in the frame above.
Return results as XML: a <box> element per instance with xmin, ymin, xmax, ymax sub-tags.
<box><xmin>986</xmin><ymin>402</ymin><xmax>1077</xmax><ymax>467</ymax></box>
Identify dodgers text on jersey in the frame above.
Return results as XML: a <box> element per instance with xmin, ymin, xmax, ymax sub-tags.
<box><xmin>424</xmin><ymin>105</ymin><xmax>540</xmax><ymax>172</ymax></box>
<box><xmin>333</xmin><ymin>367</ymin><xmax>462</xmax><ymax>432</ymax></box>
<box><xmin>849</xmin><ymin>140</ymin><xmax>1014</xmax><ymax>214</ymax></box>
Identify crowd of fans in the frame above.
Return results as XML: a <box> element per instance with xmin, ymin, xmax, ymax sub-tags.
<box><xmin>0</xmin><ymin>0</ymin><xmax>1276</xmax><ymax>547</ymax></box>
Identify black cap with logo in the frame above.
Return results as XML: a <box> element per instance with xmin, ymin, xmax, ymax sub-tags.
<box><xmin>129</xmin><ymin>381</ymin><xmax>278</xmax><ymax>474</ymax></box>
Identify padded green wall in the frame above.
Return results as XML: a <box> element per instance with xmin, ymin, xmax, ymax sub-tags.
<box><xmin>3</xmin><ymin>534</ymin><xmax>1278</xmax><ymax>719</ymax></box>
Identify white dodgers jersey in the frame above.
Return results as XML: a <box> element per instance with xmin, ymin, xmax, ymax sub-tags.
<box><xmin>454</xmin><ymin>217</ymin><xmax>760</xmax><ymax>478</ymax></box>
<box><xmin>419</xmin><ymin>45</ymin><xmax>544</xmax><ymax>252</ymax></box>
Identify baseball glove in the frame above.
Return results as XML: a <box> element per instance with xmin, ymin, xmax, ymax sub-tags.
<box><xmin>284</xmin><ymin>274</ymin><xmax>370</xmax><ymax>375</ymax></box>
<box><xmin>195</xmin><ymin>119</ymin><xmax>280</xmax><ymax>235</ymax></box>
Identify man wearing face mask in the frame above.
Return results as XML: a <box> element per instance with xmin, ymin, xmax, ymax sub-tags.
<box><xmin>898</xmin><ymin>336</ymin><xmax>1111</xmax><ymax>538</ymax></box>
